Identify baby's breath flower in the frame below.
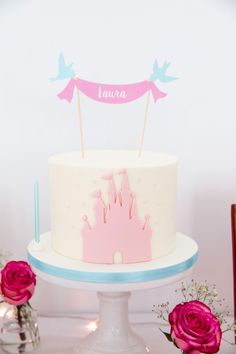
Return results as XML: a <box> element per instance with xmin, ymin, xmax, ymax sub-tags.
<box><xmin>152</xmin><ymin>302</ymin><xmax>170</xmax><ymax>322</ymax></box>
<box><xmin>231</xmin><ymin>323</ymin><xmax>236</xmax><ymax>331</ymax></box>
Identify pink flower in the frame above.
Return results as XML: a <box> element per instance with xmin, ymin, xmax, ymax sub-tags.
<box><xmin>0</xmin><ymin>261</ymin><xmax>36</xmax><ymax>305</ymax></box>
<box><xmin>169</xmin><ymin>300</ymin><xmax>222</xmax><ymax>354</ymax></box>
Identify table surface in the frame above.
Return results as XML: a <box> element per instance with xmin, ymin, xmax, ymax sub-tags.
<box><xmin>20</xmin><ymin>313</ymin><xmax>235</xmax><ymax>354</ymax></box>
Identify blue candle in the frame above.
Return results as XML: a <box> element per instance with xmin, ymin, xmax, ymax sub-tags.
<box><xmin>34</xmin><ymin>181</ymin><xmax>40</xmax><ymax>243</ymax></box>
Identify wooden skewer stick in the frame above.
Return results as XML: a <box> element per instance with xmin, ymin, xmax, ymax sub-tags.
<box><xmin>138</xmin><ymin>89</ymin><xmax>151</xmax><ymax>157</ymax></box>
<box><xmin>76</xmin><ymin>87</ymin><xmax>85</xmax><ymax>159</ymax></box>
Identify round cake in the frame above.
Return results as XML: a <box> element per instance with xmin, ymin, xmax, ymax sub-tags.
<box><xmin>47</xmin><ymin>150</ymin><xmax>177</xmax><ymax>264</ymax></box>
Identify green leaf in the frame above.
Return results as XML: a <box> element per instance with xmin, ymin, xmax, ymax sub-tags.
<box><xmin>159</xmin><ymin>329</ymin><xmax>173</xmax><ymax>342</ymax></box>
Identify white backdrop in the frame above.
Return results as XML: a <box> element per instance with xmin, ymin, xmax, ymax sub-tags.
<box><xmin>0</xmin><ymin>0</ymin><xmax>236</xmax><ymax>314</ymax></box>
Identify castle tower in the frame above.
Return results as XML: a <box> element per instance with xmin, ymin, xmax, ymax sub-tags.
<box><xmin>82</xmin><ymin>171</ymin><xmax>153</xmax><ymax>264</ymax></box>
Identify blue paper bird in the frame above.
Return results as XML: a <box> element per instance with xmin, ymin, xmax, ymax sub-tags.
<box><xmin>50</xmin><ymin>53</ymin><xmax>75</xmax><ymax>81</ymax></box>
<box><xmin>150</xmin><ymin>60</ymin><xmax>177</xmax><ymax>83</ymax></box>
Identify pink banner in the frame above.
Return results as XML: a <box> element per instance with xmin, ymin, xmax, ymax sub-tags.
<box><xmin>58</xmin><ymin>78</ymin><xmax>166</xmax><ymax>104</ymax></box>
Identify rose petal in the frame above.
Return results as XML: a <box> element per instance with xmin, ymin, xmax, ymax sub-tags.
<box><xmin>186</xmin><ymin>300</ymin><xmax>211</xmax><ymax>314</ymax></box>
<box><xmin>188</xmin><ymin>349</ymin><xmax>201</xmax><ymax>354</ymax></box>
<box><xmin>3</xmin><ymin>293</ymin><xmax>29</xmax><ymax>306</ymax></box>
<box><xmin>174</xmin><ymin>337</ymin><xmax>191</xmax><ymax>352</ymax></box>
<box><xmin>169</xmin><ymin>304</ymin><xmax>182</xmax><ymax>324</ymax></box>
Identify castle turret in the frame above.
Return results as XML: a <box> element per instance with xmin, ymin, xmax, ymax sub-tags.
<box><xmin>143</xmin><ymin>215</ymin><xmax>152</xmax><ymax>236</ymax></box>
<box><xmin>130</xmin><ymin>192</ymin><xmax>138</xmax><ymax>219</ymax></box>
<box><xmin>91</xmin><ymin>190</ymin><xmax>106</xmax><ymax>224</ymax></box>
<box><xmin>82</xmin><ymin>215</ymin><xmax>91</xmax><ymax>232</ymax></box>
<box><xmin>103</xmin><ymin>173</ymin><xmax>117</xmax><ymax>208</ymax></box>
<box><xmin>118</xmin><ymin>169</ymin><xmax>130</xmax><ymax>213</ymax></box>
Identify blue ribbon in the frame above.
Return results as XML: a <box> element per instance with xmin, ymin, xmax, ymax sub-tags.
<box><xmin>27</xmin><ymin>251</ymin><xmax>198</xmax><ymax>284</ymax></box>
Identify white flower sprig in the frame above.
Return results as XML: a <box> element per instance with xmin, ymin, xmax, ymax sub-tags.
<box><xmin>152</xmin><ymin>302</ymin><xmax>170</xmax><ymax>322</ymax></box>
<box><xmin>153</xmin><ymin>279</ymin><xmax>230</xmax><ymax>325</ymax></box>
<box><xmin>174</xmin><ymin>279</ymin><xmax>230</xmax><ymax>326</ymax></box>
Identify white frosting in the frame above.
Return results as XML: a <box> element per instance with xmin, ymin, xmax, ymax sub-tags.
<box><xmin>31</xmin><ymin>241</ymin><xmax>44</xmax><ymax>252</ymax></box>
<box><xmin>29</xmin><ymin>233</ymin><xmax>197</xmax><ymax>273</ymax></box>
<box><xmin>49</xmin><ymin>150</ymin><xmax>177</xmax><ymax>168</ymax></box>
<box><xmin>49</xmin><ymin>150</ymin><xmax>177</xmax><ymax>262</ymax></box>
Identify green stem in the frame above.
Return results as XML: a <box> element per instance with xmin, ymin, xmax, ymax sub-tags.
<box><xmin>25</xmin><ymin>302</ymin><xmax>39</xmax><ymax>348</ymax></box>
<box><xmin>16</xmin><ymin>305</ymin><xmax>27</xmax><ymax>353</ymax></box>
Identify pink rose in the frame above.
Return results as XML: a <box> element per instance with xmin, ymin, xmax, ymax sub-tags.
<box><xmin>169</xmin><ymin>300</ymin><xmax>222</xmax><ymax>354</ymax></box>
<box><xmin>0</xmin><ymin>261</ymin><xmax>36</xmax><ymax>305</ymax></box>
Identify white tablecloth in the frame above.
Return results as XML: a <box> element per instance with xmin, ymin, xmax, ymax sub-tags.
<box><xmin>18</xmin><ymin>314</ymin><xmax>235</xmax><ymax>354</ymax></box>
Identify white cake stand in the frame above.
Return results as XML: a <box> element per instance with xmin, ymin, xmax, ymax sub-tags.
<box><xmin>27</xmin><ymin>233</ymin><xmax>198</xmax><ymax>354</ymax></box>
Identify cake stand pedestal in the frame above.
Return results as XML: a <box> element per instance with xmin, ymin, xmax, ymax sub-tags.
<box><xmin>74</xmin><ymin>291</ymin><xmax>146</xmax><ymax>354</ymax></box>
<box><xmin>27</xmin><ymin>233</ymin><xmax>198</xmax><ymax>354</ymax></box>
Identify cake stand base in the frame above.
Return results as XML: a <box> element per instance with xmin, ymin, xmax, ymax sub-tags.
<box><xmin>74</xmin><ymin>292</ymin><xmax>147</xmax><ymax>354</ymax></box>
<box><xmin>27</xmin><ymin>233</ymin><xmax>198</xmax><ymax>354</ymax></box>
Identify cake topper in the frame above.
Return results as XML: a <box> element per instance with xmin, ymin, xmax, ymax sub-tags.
<box><xmin>149</xmin><ymin>60</ymin><xmax>177</xmax><ymax>82</ymax></box>
<box><xmin>51</xmin><ymin>54</ymin><xmax>176</xmax><ymax>157</ymax></box>
<box><xmin>50</xmin><ymin>53</ymin><xmax>75</xmax><ymax>81</ymax></box>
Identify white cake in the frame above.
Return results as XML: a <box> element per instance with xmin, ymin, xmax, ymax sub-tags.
<box><xmin>47</xmin><ymin>150</ymin><xmax>177</xmax><ymax>264</ymax></box>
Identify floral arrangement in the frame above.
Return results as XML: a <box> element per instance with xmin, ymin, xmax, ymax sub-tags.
<box><xmin>0</xmin><ymin>261</ymin><xmax>36</xmax><ymax>305</ymax></box>
<box><xmin>153</xmin><ymin>279</ymin><xmax>235</xmax><ymax>354</ymax></box>
<box><xmin>0</xmin><ymin>261</ymin><xmax>39</xmax><ymax>353</ymax></box>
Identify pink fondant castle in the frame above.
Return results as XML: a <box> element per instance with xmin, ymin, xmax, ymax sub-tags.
<box><xmin>82</xmin><ymin>170</ymin><xmax>152</xmax><ymax>264</ymax></box>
